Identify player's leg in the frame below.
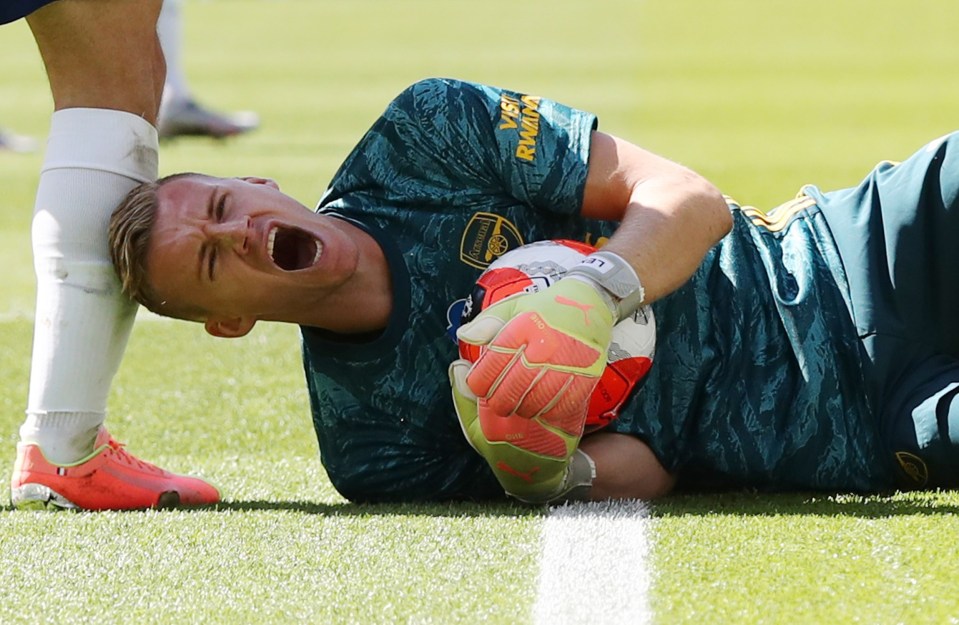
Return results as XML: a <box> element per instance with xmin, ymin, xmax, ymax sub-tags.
<box><xmin>11</xmin><ymin>0</ymin><xmax>217</xmax><ymax>510</ymax></box>
<box><xmin>879</xmin><ymin>349</ymin><xmax>959</xmax><ymax>490</ymax></box>
<box><xmin>579</xmin><ymin>432</ymin><xmax>676</xmax><ymax>500</ymax></box>
<box><xmin>813</xmin><ymin>132</ymin><xmax>959</xmax><ymax>354</ymax></box>
<box><xmin>0</xmin><ymin>127</ymin><xmax>37</xmax><ymax>153</ymax></box>
<box><xmin>806</xmin><ymin>132</ymin><xmax>959</xmax><ymax>424</ymax></box>
<box><xmin>156</xmin><ymin>0</ymin><xmax>258</xmax><ymax>140</ymax></box>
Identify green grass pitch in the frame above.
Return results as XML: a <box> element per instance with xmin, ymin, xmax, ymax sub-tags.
<box><xmin>2</xmin><ymin>1</ymin><xmax>959</xmax><ymax>623</ymax></box>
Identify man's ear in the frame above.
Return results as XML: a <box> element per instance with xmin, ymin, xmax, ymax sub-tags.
<box><xmin>238</xmin><ymin>176</ymin><xmax>279</xmax><ymax>190</ymax></box>
<box><xmin>204</xmin><ymin>316</ymin><xmax>257</xmax><ymax>338</ymax></box>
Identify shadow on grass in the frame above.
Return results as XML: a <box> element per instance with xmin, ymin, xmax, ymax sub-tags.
<box><xmin>654</xmin><ymin>489</ymin><xmax>959</xmax><ymax>518</ymax></box>
<box><xmin>7</xmin><ymin>492</ymin><xmax>955</xmax><ymax>519</ymax></box>
<box><xmin>207</xmin><ymin>498</ymin><xmax>541</xmax><ymax>518</ymax></box>
<box><xmin>214</xmin><ymin>491</ymin><xmax>959</xmax><ymax>519</ymax></box>
<box><xmin>0</xmin><ymin>500</ymin><xmax>536</xmax><ymax>517</ymax></box>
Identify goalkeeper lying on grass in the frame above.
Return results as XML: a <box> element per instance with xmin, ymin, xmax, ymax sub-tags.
<box><xmin>109</xmin><ymin>78</ymin><xmax>959</xmax><ymax>504</ymax></box>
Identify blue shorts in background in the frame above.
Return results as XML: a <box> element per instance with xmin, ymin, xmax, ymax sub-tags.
<box><xmin>1</xmin><ymin>0</ymin><xmax>59</xmax><ymax>26</ymax></box>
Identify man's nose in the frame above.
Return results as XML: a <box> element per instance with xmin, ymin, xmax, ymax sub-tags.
<box><xmin>205</xmin><ymin>219</ymin><xmax>251</xmax><ymax>253</ymax></box>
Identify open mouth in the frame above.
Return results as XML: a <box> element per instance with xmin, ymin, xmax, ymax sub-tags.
<box><xmin>267</xmin><ymin>226</ymin><xmax>322</xmax><ymax>271</ymax></box>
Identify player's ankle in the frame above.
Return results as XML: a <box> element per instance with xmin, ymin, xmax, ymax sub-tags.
<box><xmin>18</xmin><ymin>413</ymin><xmax>102</xmax><ymax>465</ymax></box>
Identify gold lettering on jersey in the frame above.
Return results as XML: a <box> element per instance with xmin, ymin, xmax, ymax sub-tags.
<box><xmin>497</xmin><ymin>93</ymin><xmax>542</xmax><ymax>162</ymax></box>
<box><xmin>469</xmin><ymin>220</ymin><xmax>491</xmax><ymax>260</ymax></box>
<box><xmin>460</xmin><ymin>212</ymin><xmax>525</xmax><ymax>269</ymax></box>
<box><xmin>515</xmin><ymin>95</ymin><xmax>541</xmax><ymax>161</ymax></box>
<box><xmin>499</xmin><ymin>94</ymin><xmax>520</xmax><ymax>131</ymax></box>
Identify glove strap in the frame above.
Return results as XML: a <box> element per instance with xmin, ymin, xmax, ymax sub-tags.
<box><xmin>565</xmin><ymin>250</ymin><xmax>646</xmax><ymax>322</ymax></box>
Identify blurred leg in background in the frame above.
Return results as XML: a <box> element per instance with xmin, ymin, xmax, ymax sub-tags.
<box><xmin>0</xmin><ymin>126</ymin><xmax>37</xmax><ymax>153</ymax></box>
<box><xmin>157</xmin><ymin>0</ymin><xmax>258</xmax><ymax>140</ymax></box>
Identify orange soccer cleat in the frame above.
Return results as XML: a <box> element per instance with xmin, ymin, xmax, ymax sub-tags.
<box><xmin>10</xmin><ymin>428</ymin><xmax>219</xmax><ymax>511</ymax></box>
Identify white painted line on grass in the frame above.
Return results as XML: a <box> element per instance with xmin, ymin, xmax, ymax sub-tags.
<box><xmin>533</xmin><ymin>500</ymin><xmax>652</xmax><ymax>625</ymax></box>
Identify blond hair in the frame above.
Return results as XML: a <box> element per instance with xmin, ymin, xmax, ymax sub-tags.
<box><xmin>109</xmin><ymin>173</ymin><xmax>205</xmax><ymax>321</ymax></box>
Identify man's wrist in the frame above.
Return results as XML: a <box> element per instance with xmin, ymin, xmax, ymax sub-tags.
<box><xmin>564</xmin><ymin>250</ymin><xmax>646</xmax><ymax>322</ymax></box>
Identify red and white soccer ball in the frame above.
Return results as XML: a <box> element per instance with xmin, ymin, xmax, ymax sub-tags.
<box><xmin>458</xmin><ymin>239</ymin><xmax>656</xmax><ymax>432</ymax></box>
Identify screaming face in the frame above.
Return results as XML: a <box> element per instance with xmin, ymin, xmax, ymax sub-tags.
<box><xmin>144</xmin><ymin>174</ymin><xmax>363</xmax><ymax>329</ymax></box>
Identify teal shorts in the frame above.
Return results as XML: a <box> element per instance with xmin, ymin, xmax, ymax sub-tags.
<box><xmin>808</xmin><ymin>132</ymin><xmax>959</xmax><ymax>488</ymax></box>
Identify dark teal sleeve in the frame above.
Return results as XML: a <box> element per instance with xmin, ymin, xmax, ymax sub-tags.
<box><xmin>322</xmin><ymin>77</ymin><xmax>598</xmax><ymax>216</ymax></box>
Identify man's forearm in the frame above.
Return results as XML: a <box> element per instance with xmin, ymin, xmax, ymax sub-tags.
<box><xmin>603</xmin><ymin>173</ymin><xmax>730</xmax><ymax>305</ymax></box>
<box><xmin>581</xmin><ymin>131</ymin><xmax>732</xmax><ymax>306</ymax></box>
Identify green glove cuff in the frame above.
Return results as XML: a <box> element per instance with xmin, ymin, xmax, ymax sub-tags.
<box><xmin>509</xmin><ymin>449</ymin><xmax>597</xmax><ymax>504</ymax></box>
<box><xmin>486</xmin><ymin>443</ymin><xmax>571</xmax><ymax>500</ymax></box>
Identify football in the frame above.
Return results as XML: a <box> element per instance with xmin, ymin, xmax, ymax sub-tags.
<box><xmin>458</xmin><ymin>240</ymin><xmax>656</xmax><ymax>432</ymax></box>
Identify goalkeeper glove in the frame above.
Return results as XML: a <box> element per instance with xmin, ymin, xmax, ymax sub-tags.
<box><xmin>450</xmin><ymin>358</ymin><xmax>597</xmax><ymax>503</ymax></box>
<box><xmin>453</xmin><ymin>249</ymin><xmax>644</xmax><ymax>501</ymax></box>
<box><xmin>457</xmin><ymin>276</ymin><xmax>616</xmax><ymax>430</ymax></box>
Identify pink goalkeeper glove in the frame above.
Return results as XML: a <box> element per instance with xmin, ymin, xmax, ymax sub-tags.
<box><xmin>455</xmin><ymin>277</ymin><xmax>615</xmax><ymax>454</ymax></box>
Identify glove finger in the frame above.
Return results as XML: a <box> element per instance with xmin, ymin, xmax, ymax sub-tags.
<box><xmin>449</xmin><ymin>359</ymin><xmax>479</xmax><ymax>402</ymax></box>
<box><xmin>513</xmin><ymin>370</ymin><xmax>596</xmax><ymax>436</ymax></box>
<box><xmin>468</xmin><ymin>348</ymin><xmax>543</xmax><ymax>416</ymax></box>
<box><xmin>449</xmin><ymin>360</ymin><xmax>482</xmax><ymax>453</ymax></box>
<box><xmin>477</xmin><ymin>401</ymin><xmax>570</xmax><ymax>459</ymax></box>
<box><xmin>467</xmin><ymin>346</ymin><xmax>522</xmax><ymax>397</ymax></box>
<box><xmin>536</xmin><ymin>384</ymin><xmax>595</xmax><ymax>438</ymax></box>
<box><xmin>456</xmin><ymin>313</ymin><xmax>508</xmax><ymax>347</ymax></box>
<box><xmin>514</xmin><ymin>369</ymin><xmax>572</xmax><ymax>421</ymax></box>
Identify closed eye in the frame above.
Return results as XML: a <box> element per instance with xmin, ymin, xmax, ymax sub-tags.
<box><xmin>208</xmin><ymin>247</ymin><xmax>217</xmax><ymax>281</ymax></box>
<box><xmin>201</xmin><ymin>191</ymin><xmax>227</xmax><ymax>282</ymax></box>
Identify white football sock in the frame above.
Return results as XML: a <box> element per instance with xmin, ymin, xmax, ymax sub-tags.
<box><xmin>20</xmin><ymin>108</ymin><xmax>158</xmax><ymax>465</ymax></box>
<box><xmin>158</xmin><ymin>0</ymin><xmax>191</xmax><ymax>105</ymax></box>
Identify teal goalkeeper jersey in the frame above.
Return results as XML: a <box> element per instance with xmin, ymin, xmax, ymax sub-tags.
<box><xmin>300</xmin><ymin>78</ymin><xmax>900</xmax><ymax>502</ymax></box>
<box><xmin>302</xmin><ymin>79</ymin><xmax>614</xmax><ymax>501</ymax></box>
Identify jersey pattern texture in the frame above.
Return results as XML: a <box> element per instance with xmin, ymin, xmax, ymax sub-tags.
<box><xmin>302</xmin><ymin>78</ymin><xmax>611</xmax><ymax>501</ymax></box>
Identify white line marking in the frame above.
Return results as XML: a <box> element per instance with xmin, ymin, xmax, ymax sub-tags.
<box><xmin>533</xmin><ymin>500</ymin><xmax>652</xmax><ymax>625</ymax></box>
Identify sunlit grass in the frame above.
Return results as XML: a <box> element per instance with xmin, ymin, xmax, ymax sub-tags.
<box><xmin>1</xmin><ymin>1</ymin><xmax>958</xmax><ymax>623</ymax></box>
